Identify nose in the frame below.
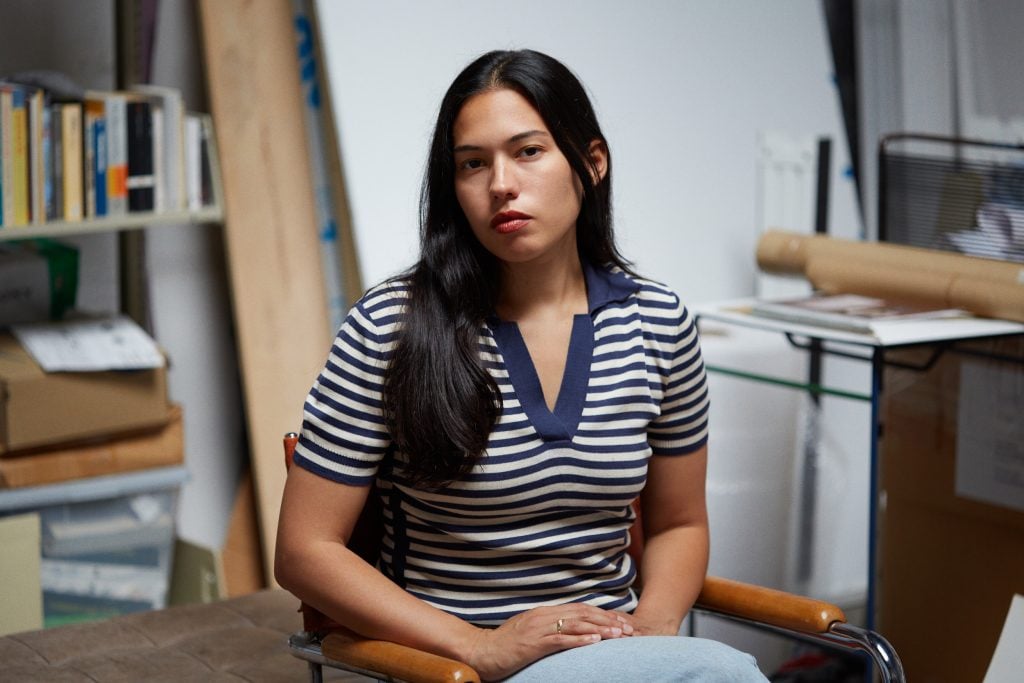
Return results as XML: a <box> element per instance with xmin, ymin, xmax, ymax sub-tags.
<box><xmin>489</xmin><ymin>156</ymin><xmax>519</xmax><ymax>199</ymax></box>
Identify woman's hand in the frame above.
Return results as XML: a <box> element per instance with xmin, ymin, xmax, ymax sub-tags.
<box><xmin>465</xmin><ymin>604</ymin><xmax>633</xmax><ymax>681</ymax></box>
<box><xmin>615</xmin><ymin>612</ymin><xmax>680</xmax><ymax>637</ymax></box>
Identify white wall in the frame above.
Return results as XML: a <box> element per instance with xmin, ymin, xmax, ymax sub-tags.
<box><xmin>317</xmin><ymin>0</ymin><xmax>861</xmax><ymax>301</ymax></box>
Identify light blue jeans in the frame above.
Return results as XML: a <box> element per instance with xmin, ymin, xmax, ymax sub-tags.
<box><xmin>503</xmin><ymin>635</ymin><xmax>768</xmax><ymax>682</ymax></box>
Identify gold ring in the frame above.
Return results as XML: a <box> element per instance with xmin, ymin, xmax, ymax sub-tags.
<box><xmin>555</xmin><ymin>618</ymin><xmax>565</xmax><ymax>634</ymax></box>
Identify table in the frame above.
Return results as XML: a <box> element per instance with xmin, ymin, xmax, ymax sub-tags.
<box><xmin>691</xmin><ymin>298</ymin><xmax>1024</xmax><ymax>629</ymax></box>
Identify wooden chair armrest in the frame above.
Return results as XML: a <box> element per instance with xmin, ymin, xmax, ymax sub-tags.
<box><xmin>695</xmin><ymin>575</ymin><xmax>846</xmax><ymax>635</ymax></box>
<box><xmin>321</xmin><ymin>631</ymin><xmax>481</xmax><ymax>683</ymax></box>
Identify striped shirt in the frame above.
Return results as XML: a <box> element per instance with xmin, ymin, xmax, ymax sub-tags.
<box><xmin>293</xmin><ymin>262</ymin><xmax>709</xmax><ymax>626</ymax></box>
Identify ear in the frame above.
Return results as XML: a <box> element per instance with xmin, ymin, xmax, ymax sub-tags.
<box><xmin>586</xmin><ymin>139</ymin><xmax>609</xmax><ymax>185</ymax></box>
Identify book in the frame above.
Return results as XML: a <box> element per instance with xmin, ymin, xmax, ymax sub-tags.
<box><xmin>0</xmin><ymin>86</ymin><xmax>12</xmax><ymax>226</ymax></box>
<box><xmin>22</xmin><ymin>85</ymin><xmax>46</xmax><ymax>224</ymax></box>
<box><xmin>40</xmin><ymin>93</ymin><xmax>53</xmax><ymax>222</ymax></box>
<box><xmin>83</xmin><ymin>98</ymin><xmax>96</xmax><ymax>217</ymax></box>
<box><xmin>58</xmin><ymin>101</ymin><xmax>83</xmax><ymax>222</ymax></box>
<box><xmin>133</xmin><ymin>85</ymin><xmax>184</xmax><ymax>211</ymax></box>
<box><xmin>10</xmin><ymin>86</ymin><xmax>30</xmax><ymax>226</ymax></box>
<box><xmin>749</xmin><ymin>293</ymin><xmax>968</xmax><ymax>334</ymax></box>
<box><xmin>83</xmin><ymin>90</ymin><xmax>128</xmax><ymax>217</ymax></box>
<box><xmin>105</xmin><ymin>93</ymin><xmax>128</xmax><ymax>215</ymax></box>
<box><xmin>200</xmin><ymin>114</ymin><xmax>214</xmax><ymax>207</ymax></box>
<box><xmin>83</xmin><ymin>97</ymin><xmax>108</xmax><ymax>217</ymax></box>
<box><xmin>49</xmin><ymin>102</ymin><xmax>63</xmax><ymax>221</ymax></box>
<box><xmin>126</xmin><ymin>99</ymin><xmax>154</xmax><ymax>211</ymax></box>
<box><xmin>184</xmin><ymin>113</ymin><xmax>202</xmax><ymax>210</ymax></box>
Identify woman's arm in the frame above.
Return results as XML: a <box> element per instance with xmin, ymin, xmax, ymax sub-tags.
<box><xmin>275</xmin><ymin>466</ymin><xmax>478</xmax><ymax>656</ymax></box>
<box><xmin>275</xmin><ymin>465</ymin><xmax>628</xmax><ymax>680</ymax></box>
<box><xmin>626</xmin><ymin>444</ymin><xmax>710</xmax><ymax>635</ymax></box>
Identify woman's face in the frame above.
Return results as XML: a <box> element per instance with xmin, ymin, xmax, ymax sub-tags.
<box><xmin>452</xmin><ymin>88</ymin><xmax>601</xmax><ymax>267</ymax></box>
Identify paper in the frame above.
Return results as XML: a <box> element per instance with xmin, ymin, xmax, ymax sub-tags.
<box><xmin>693</xmin><ymin>297</ymin><xmax>1024</xmax><ymax>348</ymax></box>
<box><xmin>750</xmin><ymin>293</ymin><xmax>968</xmax><ymax>335</ymax></box>
<box><xmin>984</xmin><ymin>594</ymin><xmax>1024</xmax><ymax>682</ymax></box>
<box><xmin>956</xmin><ymin>360</ymin><xmax>1024</xmax><ymax>513</ymax></box>
<box><xmin>11</xmin><ymin>316</ymin><xmax>165</xmax><ymax>371</ymax></box>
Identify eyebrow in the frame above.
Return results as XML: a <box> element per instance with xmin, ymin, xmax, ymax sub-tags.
<box><xmin>453</xmin><ymin>129</ymin><xmax>550</xmax><ymax>154</ymax></box>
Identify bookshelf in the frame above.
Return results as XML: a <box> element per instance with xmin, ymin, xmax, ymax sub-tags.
<box><xmin>0</xmin><ymin>1</ymin><xmax>245</xmax><ymax>633</ymax></box>
<box><xmin>0</xmin><ymin>205</ymin><xmax>222</xmax><ymax>242</ymax></box>
<box><xmin>0</xmin><ymin>110</ymin><xmax>225</xmax><ymax>243</ymax></box>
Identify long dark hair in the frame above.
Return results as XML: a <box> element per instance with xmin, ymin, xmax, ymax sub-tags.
<box><xmin>384</xmin><ymin>49</ymin><xmax>631</xmax><ymax>486</ymax></box>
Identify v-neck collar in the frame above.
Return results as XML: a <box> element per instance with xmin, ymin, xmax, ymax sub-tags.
<box><xmin>487</xmin><ymin>262</ymin><xmax>640</xmax><ymax>443</ymax></box>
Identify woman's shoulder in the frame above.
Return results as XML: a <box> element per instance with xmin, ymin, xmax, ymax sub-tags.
<box><xmin>612</xmin><ymin>267</ymin><xmax>685</xmax><ymax>313</ymax></box>
<box><xmin>349</xmin><ymin>278</ymin><xmax>412</xmax><ymax>326</ymax></box>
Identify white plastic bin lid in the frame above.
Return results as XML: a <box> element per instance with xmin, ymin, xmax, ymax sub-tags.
<box><xmin>0</xmin><ymin>466</ymin><xmax>188</xmax><ymax>512</ymax></box>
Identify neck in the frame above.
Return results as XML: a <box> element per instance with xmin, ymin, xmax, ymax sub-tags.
<box><xmin>496</xmin><ymin>252</ymin><xmax>588</xmax><ymax>321</ymax></box>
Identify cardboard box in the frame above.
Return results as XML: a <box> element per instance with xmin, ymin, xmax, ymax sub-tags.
<box><xmin>879</xmin><ymin>337</ymin><xmax>1024</xmax><ymax>682</ymax></box>
<box><xmin>0</xmin><ymin>404</ymin><xmax>183</xmax><ymax>488</ymax></box>
<box><xmin>0</xmin><ymin>240</ymin><xmax>78</xmax><ymax>327</ymax></box>
<box><xmin>0</xmin><ymin>512</ymin><xmax>43</xmax><ymax>635</ymax></box>
<box><xmin>0</xmin><ymin>333</ymin><xmax>169</xmax><ymax>455</ymax></box>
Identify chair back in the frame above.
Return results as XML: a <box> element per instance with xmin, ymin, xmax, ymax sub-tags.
<box><xmin>285</xmin><ymin>433</ymin><xmax>378</xmax><ymax>632</ymax></box>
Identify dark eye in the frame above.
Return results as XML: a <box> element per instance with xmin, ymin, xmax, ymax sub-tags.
<box><xmin>459</xmin><ymin>158</ymin><xmax>484</xmax><ymax>170</ymax></box>
<box><xmin>519</xmin><ymin>146</ymin><xmax>543</xmax><ymax>159</ymax></box>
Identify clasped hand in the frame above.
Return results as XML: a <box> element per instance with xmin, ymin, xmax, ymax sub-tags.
<box><xmin>467</xmin><ymin>604</ymin><xmax>674</xmax><ymax>681</ymax></box>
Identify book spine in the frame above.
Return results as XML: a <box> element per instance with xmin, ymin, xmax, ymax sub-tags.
<box><xmin>126</xmin><ymin>100</ymin><xmax>154</xmax><ymax>212</ymax></box>
<box><xmin>150</xmin><ymin>104</ymin><xmax>165</xmax><ymax>212</ymax></box>
<box><xmin>49</xmin><ymin>103</ymin><xmax>63</xmax><ymax>221</ymax></box>
<box><xmin>106</xmin><ymin>95</ymin><xmax>127</xmax><ymax>215</ymax></box>
<box><xmin>132</xmin><ymin>86</ymin><xmax>186</xmax><ymax>211</ymax></box>
<box><xmin>41</xmin><ymin>97</ymin><xmax>53</xmax><ymax>222</ymax></box>
<box><xmin>200</xmin><ymin>115</ymin><xmax>213</xmax><ymax>208</ymax></box>
<box><xmin>83</xmin><ymin>97</ymin><xmax>110</xmax><ymax>219</ymax></box>
<box><xmin>61</xmin><ymin>102</ymin><xmax>83</xmax><ymax>222</ymax></box>
<box><xmin>0</xmin><ymin>88</ymin><xmax>10</xmax><ymax>227</ymax></box>
<box><xmin>83</xmin><ymin>104</ymin><xmax>95</xmax><ymax>218</ymax></box>
<box><xmin>184</xmin><ymin>114</ymin><xmax>201</xmax><ymax>211</ymax></box>
<box><xmin>93</xmin><ymin>116</ymin><xmax>107</xmax><ymax>217</ymax></box>
<box><xmin>11</xmin><ymin>87</ymin><xmax>29</xmax><ymax>226</ymax></box>
<box><xmin>27</xmin><ymin>88</ymin><xmax>44</xmax><ymax>223</ymax></box>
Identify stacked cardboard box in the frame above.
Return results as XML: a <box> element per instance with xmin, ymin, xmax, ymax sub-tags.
<box><xmin>0</xmin><ymin>332</ymin><xmax>171</xmax><ymax>458</ymax></box>
<box><xmin>0</xmin><ymin>405</ymin><xmax>183</xmax><ymax>488</ymax></box>
<box><xmin>879</xmin><ymin>336</ymin><xmax>1024</xmax><ymax>681</ymax></box>
<box><xmin>0</xmin><ymin>330</ymin><xmax>184</xmax><ymax>626</ymax></box>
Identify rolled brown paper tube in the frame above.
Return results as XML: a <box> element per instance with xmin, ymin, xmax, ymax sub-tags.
<box><xmin>805</xmin><ymin>254</ymin><xmax>956</xmax><ymax>310</ymax></box>
<box><xmin>756</xmin><ymin>230</ymin><xmax>810</xmax><ymax>274</ymax></box>
<box><xmin>948</xmin><ymin>277</ymin><xmax>1024</xmax><ymax>323</ymax></box>
<box><xmin>758</xmin><ymin>230</ymin><xmax>1024</xmax><ymax>285</ymax></box>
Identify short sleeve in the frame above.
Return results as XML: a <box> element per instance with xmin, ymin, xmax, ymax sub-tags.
<box><xmin>647</xmin><ymin>296</ymin><xmax>710</xmax><ymax>456</ymax></box>
<box><xmin>292</xmin><ymin>286</ymin><xmax>402</xmax><ymax>485</ymax></box>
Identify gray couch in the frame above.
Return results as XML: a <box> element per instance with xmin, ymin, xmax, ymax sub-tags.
<box><xmin>0</xmin><ymin>589</ymin><xmax>360</xmax><ymax>682</ymax></box>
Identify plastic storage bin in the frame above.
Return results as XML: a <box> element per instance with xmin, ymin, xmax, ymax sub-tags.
<box><xmin>0</xmin><ymin>466</ymin><xmax>187</xmax><ymax>627</ymax></box>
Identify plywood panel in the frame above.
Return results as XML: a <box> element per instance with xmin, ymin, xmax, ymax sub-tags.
<box><xmin>198</xmin><ymin>0</ymin><xmax>331</xmax><ymax>577</ymax></box>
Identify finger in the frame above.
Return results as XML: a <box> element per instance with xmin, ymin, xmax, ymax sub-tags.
<box><xmin>570</xmin><ymin>606</ymin><xmax>633</xmax><ymax>631</ymax></box>
<box><xmin>549</xmin><ymin>615</ymin><xmax>626</xmax><ymax>639</ymax></box>
<box><xmin>610</xmin><ymin>612</ymin><xmax>637</xmax><ymax>635</ymax></box>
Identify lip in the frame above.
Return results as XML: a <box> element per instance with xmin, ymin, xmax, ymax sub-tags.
<box><xmin>490</xmin><ymin>210</ymin><xmax>531</xmax><ymax>234</ymax></box>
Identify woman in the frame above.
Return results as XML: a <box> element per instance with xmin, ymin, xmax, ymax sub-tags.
<box><xmin>276</xmin><ymin>49</ymin><xmax>766</xmax><ymax>682</ymax></box>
